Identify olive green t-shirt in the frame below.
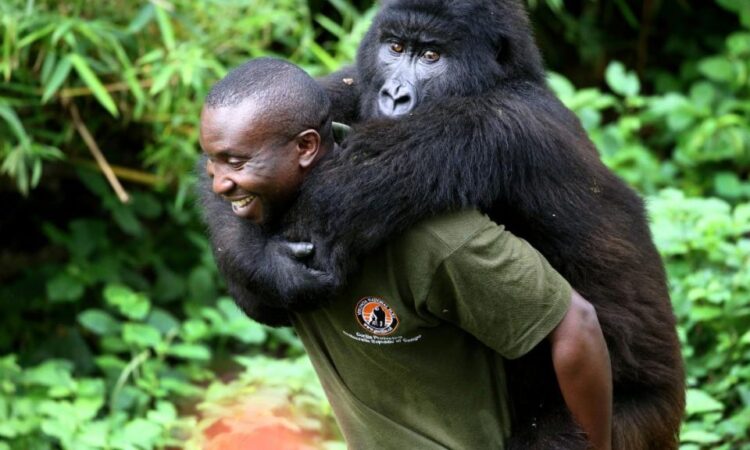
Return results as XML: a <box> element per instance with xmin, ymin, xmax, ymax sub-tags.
<box><xmin>291</xmin><ymin>210</ymin><xmax>572</xmax><ymax>449</ymax></box>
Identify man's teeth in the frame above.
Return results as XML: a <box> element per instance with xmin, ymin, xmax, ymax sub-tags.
<box><xmin>232</xmin><ymin>196</ymin><xmax>254</xmax><ymax>208</ymax></box>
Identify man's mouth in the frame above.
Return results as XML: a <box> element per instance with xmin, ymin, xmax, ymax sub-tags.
<box><xmin>230</xmin><ymin>195</ymin><xmax>256</xmax><ymax>211</ymax></box>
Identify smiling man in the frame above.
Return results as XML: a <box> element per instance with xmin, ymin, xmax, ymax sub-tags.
<box><xmin>200</xmin><ymin>59</ymin><xmax>333</xmax><ymax>228</ymax></box>
<box><xmin>198</xmin><ymin>58</ymin><xmax>613</xmax><ymax>450</ymax></box>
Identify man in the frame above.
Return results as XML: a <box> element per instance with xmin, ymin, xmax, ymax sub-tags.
<box><xmin>199</xmin><ymin>58</ymin><xmax>613</xmax><ymax>449</ymax></box>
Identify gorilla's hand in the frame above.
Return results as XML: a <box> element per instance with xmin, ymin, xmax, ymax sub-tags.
<box><xmin>221</xmin><ymin>239</ymin><xmax>333</xmax><ymax>326</ymax></box>
<box><xmin>258</xmin><ymin>237</ymin><xmax>337</xmax><ymax>307</ymax></box>
<box><xmin>198</xmin><ymin>159</ymin><xmax>337</xmax><ymax>318</ymax></box>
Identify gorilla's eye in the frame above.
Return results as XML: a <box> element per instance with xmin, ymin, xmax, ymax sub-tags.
<box><xmin>422</xmin><ymin>50</ymin><xmax>440</xmax><ymax>62</ymax></box>
<box><xmin>389</xmin><ymin>42</ymin><xmax>405</xmax><ymax>54</ymax></box>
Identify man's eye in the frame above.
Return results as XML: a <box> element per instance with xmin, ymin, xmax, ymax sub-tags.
<box><xmin>390</xmin><ymin>42</ymin><xmax>405</xmax><ymax>54</ymax></box>
<box><xmin>422</xmin><ymin>50</ymin><xmax>440</xmax><ymax>62</ymax></box>
<box><xmin>227</xmin><ymin>158</ymin><xmax>246</xmax><ymax>169</ymax></box>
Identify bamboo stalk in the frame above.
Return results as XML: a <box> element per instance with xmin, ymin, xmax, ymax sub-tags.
<box><xmin>68</xmin><ymin>101</ymin><xmax>131</xmax><ymax>203</ymax></box>
<box><xmin>57</xmin><ymin>79</ymin><xmax>153</xmax><ymax>99</ymax></box>
<box><xmin>69</xmin><ymin>157</ymin><xmax>164</xmax><ymax>187</ymax></box>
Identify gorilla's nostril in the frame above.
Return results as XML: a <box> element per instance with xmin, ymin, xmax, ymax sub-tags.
<box><xmin>394</xmin><ymin>95</ymin><xmax>411</xmax><ymax>106</ymax></box>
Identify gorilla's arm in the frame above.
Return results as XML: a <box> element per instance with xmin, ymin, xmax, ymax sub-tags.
<box><xmin>197</xmin><ymin>165</ymin><xmax>334</xmax><ymax>325</ymax></box>
<box><xmin>282</xmin><ymin>83</ymin><xmax>608</xmax><ymax>295</ymax></box>
<box><xmin>199</xmin><ymin>83</ymin><xmax>609</xmax><ymax>314</ymax></box>
<box><xmin>316</xmin><ymin>65</ymin><xmax>361</xmax><ymax>124</ymax></box>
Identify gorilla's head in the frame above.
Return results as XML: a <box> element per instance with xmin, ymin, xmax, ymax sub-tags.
<box><xmin>357</xmin><ymin>0</ymin><xmax>545</xmax><ymax>118</ymax></box>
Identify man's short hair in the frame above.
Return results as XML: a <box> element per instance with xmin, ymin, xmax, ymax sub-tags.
<box><xmin>205</xmin><ymin>57</ymin><xmax>332</xmax><ymax>143</ymax></box>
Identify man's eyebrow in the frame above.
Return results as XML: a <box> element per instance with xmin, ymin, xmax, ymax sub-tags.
<box><xmin>208</xmin><ymin>149</ymin><xmax>246</xmax><ymax>159</ymax></box>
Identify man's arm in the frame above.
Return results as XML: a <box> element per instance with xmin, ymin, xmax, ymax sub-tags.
<box><xmin>549</xmin><ymin>290</ymin><xmax>612</xmax><ymax>450</ymax></box>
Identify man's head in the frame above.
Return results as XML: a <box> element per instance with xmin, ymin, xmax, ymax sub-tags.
<box><xmin>200</xmin><ymin>57</ymin><xmax>333</xmax><ymax>226</ymax></box>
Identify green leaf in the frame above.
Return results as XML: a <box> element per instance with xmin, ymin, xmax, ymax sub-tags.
<box><xmin>547</xmin><ymin>72</ymin><xmax>576</xmax><ymax>105</ymax></box>
<box><xmin>734</xmin><ymin>204</ymin><xmax>750</xmax><ymax>231</ymax></box>
<box><xmin>726</xmin><ymin>32</ymin><xmax>750</xmax><ymax>56</ymax></box>
<box><xmin>2</xmin><ymin>17</ymin><xmax>14</xmax><ymax>80</ymax></box>
<box><xmin>16</xmin><ymin>23</ymin><xmax>55</xmax><ymax>48</ymax></box>
<box><xmin>605</xmin><ymin>61</ymin><xmax>640</xmax><ymax>97</ymax></box>
<box><xmin>111</xmin><ymin>203</ymin><xmax>143</xmax><ymax>236</ymax></box>
<box><xmin>40</xmin><ymin>51</ymin><xmax>59</xmax><ymax>85</ymax></box>
<box><xmin>122</xmin><ymin>323</ymin><xmax>162</xmax><ymax>348</ymax></box>
<box><xmin>109</xmin><ymin>37</ymin><xmax>146</xmax><ymax>105</ymax></box>
<box><xmin>76</xmin><ymin>420</ymin><xmax>109</xmax><ymax>447</ymax></box>
<box><xmin>146</xmin><ymin>401</ymin><xmax>178</xmax><ymax>425</ymax></box>
<box><xmin>690</xmin><ymin>306</ymin><xmax>723</xmax><ymax>321</ymax></box>
<box><xmin>127</xmin><ymin>4</ymin><xmax>156</xmax><ymax>34</ymax></box>
<box><xmin>699</xmin><ymin>57</ymin><xmax>735</xmax><ymax>83</ymax></box>
<box><xmin>680</xmin><ymin>429</ymin><xmax>722</xmax><ymax>444</ymax></box>
<box><xmin>51</xmin><ymin>19</ymin><xmax>75</xmax><ymax>44</ymax></box>
<box><xmin>167</xmin><ymin>343</ymin><xmax>211</xmax><ymax>361</ymax></box>
<box><xmin>154</xmin><ymin>5</ymin><xmax>176</xmax><ymax>51</ymax></box>
<box><xmin>147</xmin><ymin>308</ymin><xmax>180</xmax><ymax>334</ymax></box>
<box><xmin>217</xmin><ymin>298</ymin><xmax>267</xmax><ymax>344</ymax></box>
<box><xmin>686</xmin><ymin>389</ymin><xmax>724</xmax><ymax>415</ymax></box>
<box><xmin>68</xmin><ymin>53</ymin><xmax>119</xmax><ymax>117</ymax></box>
<box><xmin>308</xmin><ymin>41</ymin><xmax>340</xmax><ymax>72</ymax></box>
<box><xmin>22</xmin><ymin>360</ymin><xmax>75</xmax><ymax>389</ymax></box>
<box><xmin>689</xmin><ymin>82</ymin><xmax>715</xmax><ymax>109</ymax></box>
<box><xmin>181</xmin><ymin>319</ymin><xmax>210</xmax><ymax>341</ymax></box>
<box><xmin>316</xmin><ymin>14</ymin><xmax>347</xmax><ymax>39</ymax></box>
<box><xmin>714</xmin><ymin>172</ymin><xmax>744</xmax><ymax>199</ymax></box>
<box><xmin>188</xmin><ymin>267</ymin><xmax>214</xmax><ymax>301</ymax></box>
<box><xmin>103</xmin><ymin>284</ymin><xmax>150</xmax><ymax>320</ymax></box>
<box><xmin>0</xmin><ymin>104</ymin><xmax>30</xmax><ymax>144</ymax></box>
<box><xmin>46</xmin><ymin>272</ymin><xmax>85</xmax><ymax>303</ymax></box>
<box><xmin>41</xmin><ymin>56</ymin><xmax>72</xmax><ymax>103</ymax></box>
<box><xmin>78</xmin><ymin>309</ymin><xmax>121</xmax><ymax>335</ymax></box>
<box><xmin>115</xmin><ymin>418</ymin><xmax>162</xmax><ymax>448</ymax></box>
<box><xmin>740</xmin><ymin>329</ymin><xmax>750</xmax><ymax>345</ymax></box>
<box><xmin>132</xmin><ymin>192</ymin><xmax>162</xmax><ymax>218</ymax></box>
<box><xmin>148</xmin><ymin>65</ymin><xmax>176</xmax><ymax>95</ymax></box>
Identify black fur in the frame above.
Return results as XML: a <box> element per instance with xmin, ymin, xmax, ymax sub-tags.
<box><xmin>199</xmin><ymin>0</ymin><xmax>685</xmax><ymax>448</ymax></box>
<box><xmin>198</xmin><ymin>167</ymin><xmax>334</xmax><ymax>326</ymax></box>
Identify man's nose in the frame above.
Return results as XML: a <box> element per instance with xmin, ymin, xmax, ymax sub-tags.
<box><xmin>210</xmin><ymin>165</ymin><xmax>235</xmax><ymax>195</ymax></box>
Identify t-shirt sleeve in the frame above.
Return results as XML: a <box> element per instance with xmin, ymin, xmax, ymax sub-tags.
<box><xmin>424</xmin><ymin>222</ymin><xmax>572</xmax><ymax>359</ymax></box>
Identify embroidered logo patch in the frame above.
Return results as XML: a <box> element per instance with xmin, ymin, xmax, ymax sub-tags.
<box><xmin>355</xmin><ymin>297</ymin><xmax>399</xmax><ymax>336</ymax></box>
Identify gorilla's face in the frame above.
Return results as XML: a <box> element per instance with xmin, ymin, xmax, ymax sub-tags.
<box><xmin>357</xmin><ymin>0</ymin><xmax>544</xmax><ymax>120</ymax></box>
<box><xmin>375</xmin><ymin>40</ymin><xmax>448</xmax><ymax>117</ymax></box>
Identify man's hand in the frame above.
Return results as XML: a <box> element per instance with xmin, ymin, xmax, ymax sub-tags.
<box><xmin>549</xmin><ymin>290</ymin><xmax>613</xmax><ymax>450</ymax></box>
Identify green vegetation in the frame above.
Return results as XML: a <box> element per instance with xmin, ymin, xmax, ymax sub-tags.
<box><xmin>0</xmin><ymin>0</ymin><xmax>748</xmax><ymax>448</ymax></box>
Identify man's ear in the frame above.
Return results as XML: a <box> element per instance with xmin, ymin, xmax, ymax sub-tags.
<box><xmin>296</xmin><ymin>129</ymin><xmax>321</xmax><ymax>169</ymax></box>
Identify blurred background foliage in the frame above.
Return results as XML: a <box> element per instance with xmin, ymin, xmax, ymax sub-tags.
<box><xmin>0</xmin><ymin>0</ymin><xmax>748</xmax><ymax>448</ymax></box>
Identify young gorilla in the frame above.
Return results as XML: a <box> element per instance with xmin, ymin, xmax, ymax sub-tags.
<box><xmin>199</xmin><ymin>57</ymin><xmax>613</xmax><ymax>450</ymax></box>
<box><xmin>201</xmin><ymin>1</ymin><xmax>685</xmax><ymax>449</ymax></box>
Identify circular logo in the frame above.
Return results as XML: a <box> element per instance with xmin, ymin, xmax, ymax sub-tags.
<box><xmin>355</xmin><ymin>297</ymin><xmax>399</xmax><ymax>336</ymax></box>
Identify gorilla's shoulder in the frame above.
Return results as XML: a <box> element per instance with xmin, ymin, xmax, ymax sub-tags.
<box><xmin>396</xmin><ymin>210</ymin><xmax>505</xmax><ymax>257</ymax></box>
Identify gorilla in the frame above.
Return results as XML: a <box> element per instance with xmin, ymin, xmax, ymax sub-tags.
<box><xmin>199</xmin><ymin>0</ymin><xmax>685</xmax><ymax>448</ymax></box>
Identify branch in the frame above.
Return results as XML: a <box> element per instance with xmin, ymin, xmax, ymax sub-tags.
<box><xmin>68</xmin><ymin>101</ymin><xmax>130</xmax><ymax>203</ymax></box>
<box><xmin>69</xmin><ymin>157</ymin><xmax>164</xmax><ymax>187</ymax></box>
